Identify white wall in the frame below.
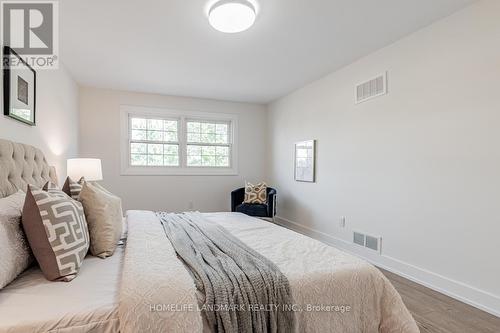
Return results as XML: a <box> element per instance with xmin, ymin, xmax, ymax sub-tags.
<box><xmin>268</xmin><ymin>0</ymin><xmax>500</xmax><ymax>316</ymax></box>
<box><xmin>79</xmin><ymin>87</ymin><xmax>267</xmax><ymax>212</ymax></box>
<box><xmin>0</xmin><ymin>65</ymin><xmax>80</xmax><ymax>184</ymax></box>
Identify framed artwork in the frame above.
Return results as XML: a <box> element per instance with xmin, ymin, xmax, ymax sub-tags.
<box><xmin>294</xmin><ymin>140</ymin><xmax>316</xmax><ymax>182</ymax></box>
<box><xmin>3</xmin><ymin>46</ymin><xmax>36</xmax><ymax>126</ymax></box>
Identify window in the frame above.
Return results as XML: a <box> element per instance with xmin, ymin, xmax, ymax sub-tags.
<box><xmin>186</xmin><ymin>120</ymin><xmax>230</xmax><ymax>167</ymax></box>
<box><xmin>129</xmin><ymin>117</ymin><xmax>179</xmax><ymax>166</ymax></box>
<box><xmin>121</xmin><ymin>106</ymin><xmax>238</xmax><ymax>175</ymax></box>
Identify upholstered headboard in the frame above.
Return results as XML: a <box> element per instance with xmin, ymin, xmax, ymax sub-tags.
<box><xmin>0</xmin><ymin>138</ymin><xmax>58</xmax><ymax>198</ymax></box>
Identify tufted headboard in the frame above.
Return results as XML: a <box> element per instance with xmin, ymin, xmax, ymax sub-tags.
<box><xmin>0</xmin><ymin>138</ymin><xmax>58</xmax><ymax>199</ymax></box>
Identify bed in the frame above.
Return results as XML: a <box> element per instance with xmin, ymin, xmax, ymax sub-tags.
<box><xmin>0</xmin><ymin>138</ymin><xmax>419</xmax><ymax>333</ymax></box>
<box><xmin>0</xmin><ymin>246</ymin><xmax>123</xmax><ymax>333</ymax></box>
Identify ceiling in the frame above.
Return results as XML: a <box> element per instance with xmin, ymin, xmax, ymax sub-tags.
<box><xmin>60</xmin><ymin>0</ymin><xmax>475</xmax><ymax>104</ymax></box>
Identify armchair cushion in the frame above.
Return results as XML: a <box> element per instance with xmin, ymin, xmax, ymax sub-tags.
<box><xmin>235</xmin><ymin>203</ymin><xmax>269</xmax><ymax>217</ymax></box>
<box><xmin>232</xmin><ymin>186</ymin><xmax>277</xmax><ymax>218</ymax></box>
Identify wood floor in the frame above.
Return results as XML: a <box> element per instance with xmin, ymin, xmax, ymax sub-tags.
<box><xmin>380</xmin><ymin>268</ymin><xmax>500</xmax><ymax>333</ymax></box>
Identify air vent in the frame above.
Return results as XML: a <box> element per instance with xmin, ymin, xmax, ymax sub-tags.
<box><xmin>365</xmin><ymin>235</ymin><xmax>380</xmax><ymax>252</ymax></box>
<box><xmin>353</xmin><ymin>231</ymin><xmax>382</xmax><ymax>254</ymax></box>
<box><xmin>353</xmin><ymin>232</ymin><xmax>365</xmax><ymax>246</ymax></box>
<box><xmin>355</xmin><ymin>72</ymin><xmax>387</xmax><ymax>104</ymax></box>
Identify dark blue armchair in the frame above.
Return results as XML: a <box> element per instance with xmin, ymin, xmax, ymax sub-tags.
<box><xmin>231</xmin><ymin>187</ymin><xmax>277</xmax><ymax>221</ymax></box>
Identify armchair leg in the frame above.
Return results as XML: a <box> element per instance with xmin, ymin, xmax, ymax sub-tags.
<box><xmin>272</xmin><ymin>194</ymin><xmax>277</xmax><ymax>223</ymax></box>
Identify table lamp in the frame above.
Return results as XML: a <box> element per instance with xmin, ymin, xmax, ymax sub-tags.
<box><xmin>67</xmin><ymin>158</ymin><xmax>103</xmax><ymax>181</ymax></box>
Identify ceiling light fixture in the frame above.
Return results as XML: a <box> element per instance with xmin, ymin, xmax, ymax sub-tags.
<box><xmin>208</xmin><ymin>0</ymin><xmax>256</xmax><ymax>33</ymax></box>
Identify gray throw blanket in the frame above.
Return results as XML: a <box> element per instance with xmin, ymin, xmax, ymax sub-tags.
<box><xmin>157</xmin><ymin>212</ymin><xmax>295</xmax><ymax>333</ymax></box>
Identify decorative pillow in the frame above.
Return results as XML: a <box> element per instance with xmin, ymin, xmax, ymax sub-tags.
<box><xmin>244</xmin><ymin>182</ymin><xmax>268</xmax><ymax>204</ymax></box>
<box><xmin>22</xmin><ymin>185</ymin><xmax>89</xmax><ymax>281</ymax></box>
<box><xmin>90</xmin><ymin>182</ymin><xmax>127</xmax><ymax>240</ymax></box>
<box><xmin>89</xmin><ymin>182</ymin><xmax>128</xmax><ymax>240</ymax></box>
<box><xmin>43</xmin><ymin>181</ymin><xmax>69</xmax><ymax>199</ymax></box>
<box><xmin>78</xmin><ymin>182</ymin><xmax>123</xmax><ymax>258</ymax></box>
<box><xmin>91</xmin><ymin>181</ymin><xmax>112</xmax><ymax>195</ymax></box>
<box><xmin>62</xmin><ymin>177</ymin><xmax>84</xmax><ymax>200</ymax></box>
<box><xmin>0</xmin><ymin>190</ymin><xmax>33</xmax><ymax>289</ymax></box>
<box><xmin>43</xmin><ymin>181</ymin><xmax>58</xmax><ymax>191</ymax></box>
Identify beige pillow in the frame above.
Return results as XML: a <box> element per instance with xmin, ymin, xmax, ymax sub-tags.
<box><xmin>0</xmin><ymin>190</ymin><xmax>33</xmax><ymax>289</ymax></box>
<box><xmin>90</xmin><ymin>182</ymin><xmax>127</xmax><ymax>240</ymax></box>
<box><xmin>78</xmin><ymin>182</ymin><xmax>123</xmax><ymax>258</ymax></box>
<box><xmin>91</xmin><ymin>181</ymin><xmax>112</xmax><ymax>195</ymax></box>
<box><xmin>243</xmin><ymin>182</ymin><xmax>267</xmax><ymax>204</ymax></box>
<box><xmin>22</xmin><ymin>185</ymin><xmax>89</xmax><ymax>281</ymax></box>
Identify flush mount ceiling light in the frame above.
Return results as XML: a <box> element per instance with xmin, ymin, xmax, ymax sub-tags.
<box><xmin>208</xmin><ymin>0</ymin><xmax>256</xmax><ymax>33</ymax></box>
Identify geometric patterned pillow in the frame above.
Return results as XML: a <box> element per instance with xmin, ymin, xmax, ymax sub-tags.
<box><xmin>43</xmin><ymin>181</ymin><xmax>69</xmax><ymax>199</ymax></box>
<box><xmin>42</xmin><ymin>180</ymin><xmax>58</xmax><ymax>191</ymax></box>
<box><xmin>22</xmin><ymin>185</ymin><xmax>90</xmax><ymax>281</ymax></box>
<box><xmin>243</xmin><ymin>182</ymin><xmax>267</xmax><ymax>204</ymax></box>
<box><xmin>62</xmin><ymin>177</ymin><xmax>85</xmax><ymax>200</ymax></box>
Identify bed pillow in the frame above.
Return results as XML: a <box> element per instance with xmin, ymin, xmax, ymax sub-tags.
<box><xmin>22</xmin><ymin>185</ymin><xmax>90</xmax><ymax>281</ymax></box>
<box><xmin>62</xmin><ymin>177</ymin><xmax>84</xmax><ymax>200</ymax></box>
<box><xmin>90</xmin><ymin>182</ymin><xmax>127</xmax><ymax>240</ymax></box>
<box><xmin>42</xmin><ymin>180</ymin><xmax>58</xmax><ymax>191</ymax></box>
<box><xmin>0</xmin><ymin>190</ymin><xmax>33</xmax><ymax>289</ymax></box>
<box><xmin>43</xmin><ymin>181</ymin><xmax>70</xmax><ymax>199</ymax></box>
<box><xmin>243</xmin><ymin>182</ymin><xmax>268</xmax><ymax>204</ymax></box>
<box><xmin>78</xmin><ymin>182</ymin><xmax>123</xmax><ymax>258</ymax></box>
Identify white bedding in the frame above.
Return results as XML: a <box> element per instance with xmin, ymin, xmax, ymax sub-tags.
<box><xmin>0</xmin><ymin>211</ymin><xmax>418</xmax><ymax>333</ymax></box>
<box><xmin>0</xmin><ymin>246</ymin><xmax>124</xmax><ymax>333</ymax></box>
<box><xmin>119</xmin><ymin>211</ymin><xmax>419</xmax><ymax>333</ymax></box>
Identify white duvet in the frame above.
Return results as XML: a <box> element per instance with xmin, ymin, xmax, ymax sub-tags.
<box><xmin>119</xmin><ymin>211</ymin><xmax>419</xmax><ymax>333</ymax></box>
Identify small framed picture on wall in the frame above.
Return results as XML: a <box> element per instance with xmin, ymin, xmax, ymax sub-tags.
<box><xmin>294</xmin><ymin>140</ymin><xmax>316</xmax><ymax>182</ymax></box>
<box><xmin>3</xmin><ymin>46</ymin><xmax>37</xmax><ymax>126</ymax></box>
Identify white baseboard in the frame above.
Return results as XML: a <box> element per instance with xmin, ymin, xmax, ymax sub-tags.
<box><xmin>275</xmin><ymin>215</ymin><xmax>500</xmax><ymax>318</ymax></box>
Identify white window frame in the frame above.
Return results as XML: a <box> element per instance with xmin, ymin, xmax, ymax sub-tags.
<box><xmin>120</xmin><ymin>105</ymin><xmax>238</xmax><ymax>176</ymax></box>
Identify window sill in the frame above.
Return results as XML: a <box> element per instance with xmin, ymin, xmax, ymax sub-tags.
<box><xmin>120</xmin><ymin>166</ymin><xmax>238</xmax><ymax>176</ymax></box>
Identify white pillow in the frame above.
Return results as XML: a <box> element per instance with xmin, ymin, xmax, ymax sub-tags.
<box><xmin>0</xmin><ymin>190</ymin><xmax>33</xmax><ymax>289</ymax></box>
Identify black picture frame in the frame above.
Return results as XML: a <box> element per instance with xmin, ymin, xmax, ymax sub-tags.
<box><xmin>3</xmin><ymin>46</ymin><xmax>37</xmax><ymax>126</ymax></box>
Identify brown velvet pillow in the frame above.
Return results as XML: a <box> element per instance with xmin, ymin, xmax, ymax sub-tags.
<box><xmin>22</xmin><ymin>185</ymin><xmax>90</xmax><ymax>281</ymax></box>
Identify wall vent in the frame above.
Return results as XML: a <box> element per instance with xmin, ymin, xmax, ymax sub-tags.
<box><xmin>353</xmin><ymin>232</ymin><xmax>365</xmax><ymax>246</ymax></box>
<box><xmin>355</xmin><ymin>72</ymin><xmax>387</xmax><ymax>104</ymax></box>
<box><xmin>365</xmin><ymin>235</ymin><xmax>380</xmax><ymax>252</ymax></box>
<box><xmin>353</xmin><ymin>231</ymin><xmax>382</xmax><ymax>254</ymax></box>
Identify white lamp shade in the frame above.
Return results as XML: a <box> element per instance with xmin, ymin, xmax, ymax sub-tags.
<box><xmin>67</xmin><ymin>158</ymin><xmax>103</xmax><ymax>181</ymax></box>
